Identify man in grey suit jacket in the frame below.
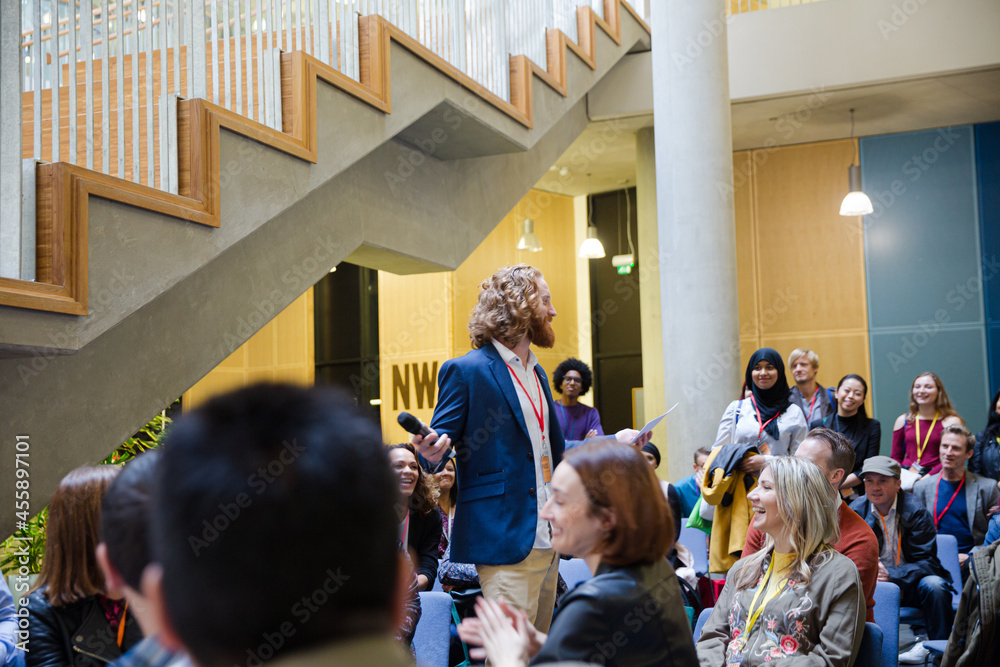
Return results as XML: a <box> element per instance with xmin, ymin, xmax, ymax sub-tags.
<box><xmin>914</xmin><ymin>424</ymin><xmax>1000</xmax><ymax>567</ymax></box>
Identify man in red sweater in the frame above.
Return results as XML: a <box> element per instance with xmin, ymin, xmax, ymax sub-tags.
<box><xmin>742</xmin><ymin>427</ymin><xmax>879</xmax><ymax>622</ymax></box>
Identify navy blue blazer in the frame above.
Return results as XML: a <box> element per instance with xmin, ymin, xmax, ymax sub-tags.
<box><xmin>429</xmin><ymin>344</ymin><xmax>566</xmax><ymax>565</ymax></box>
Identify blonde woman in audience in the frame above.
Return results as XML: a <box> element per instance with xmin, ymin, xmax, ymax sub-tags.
<box><xmin>696</xmin><ymin>457</ymin><xmax>864</xmax><ymax>667</ymax></box>
<box><xmin>891</xmin><ymin>371</ymin><xmax>963</xmax><ymax>488</ymax></box>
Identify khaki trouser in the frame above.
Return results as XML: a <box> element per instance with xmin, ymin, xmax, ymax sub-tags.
<box><xmin>476</xmin><ymin>548</ymin><xmax>560</xmax><ymax>632</ymax></box>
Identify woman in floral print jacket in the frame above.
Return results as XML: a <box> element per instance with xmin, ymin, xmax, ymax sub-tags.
<box><xmin>696</xmin><ymin>457</ymin><xmax>865</xmax><ymax>667</ymax></box>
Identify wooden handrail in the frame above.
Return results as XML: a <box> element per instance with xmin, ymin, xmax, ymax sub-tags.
<box><xmin>0</xmin><ymin>0</ymin><xmax>648</xmax><ymax>316</ymax></box>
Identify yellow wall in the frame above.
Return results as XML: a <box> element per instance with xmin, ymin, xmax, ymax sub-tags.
<box><xmin>183</xmin><ymin>289</ymin><xmax>315</xmax><ymax>410</ymax></box>
<box><xmin>379</xmin><ymin>189</ymin><xmax>580</xmax><ymax>440</ymax></box>
<box><xmin>734</xmin><ymin>139</ymin><xmax>872</xmax><ymax>410</ymax></box>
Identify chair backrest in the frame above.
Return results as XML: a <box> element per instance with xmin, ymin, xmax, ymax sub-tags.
<box><xmin>935</xmin><ymin>533</ymin><xmax>963</xmax><ymax>608</ymax></box>
<box><xmin>858</xmin><ymin>622</ymin><xmax>884</xmax><ymax>667</ymax></box>
<box><xmin>431</xmin><ymin>561</ymin><xmax>445</xmax><ymax>592</ymax></box>
<box><xmin>558</xmin><ymin>557</ymin><xmax>593</xmax><ymax>590</ymax></box>
<box><xmin>693</xmin><ymin>607</ymin><xmax>714</xmax><ymax>640</ymax></box>
<box><xmin>679</xmin><ymin>523</ymin><xmax>710</xmax><ymax>576</ymax></box>
<box><xmin>413</xmin><ymin>591</ymin><xmax>453</xmax><ymax>667</ymax></box>
<box><xmin>873</xmin><ymin>581</ymin><xmax>900</xmax><ymax>667</ymax></box>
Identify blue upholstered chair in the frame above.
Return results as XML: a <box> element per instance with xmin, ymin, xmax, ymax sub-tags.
<box><xmin>859</xmin><ymin>622</ymin><xmax>885</xmax><ymax>667</ymax></box>
<box><xmin>558</xmin><ymin>557</ymin><xmax>593</xmax><ymax>590</ymax></box>
<box><xmin>413</xmin><ymin>591</ymin><xmax>453</xmax><ymax>667</ymax></box>
<box><xmin>679</xmin><ymin>522</ymin><xmax>710</xmax><ymax>576</ymax></box>
<box><xmin>874</xmin><ymin>581</ymin><xmax>901</xmax><ymax>667</ymax></box>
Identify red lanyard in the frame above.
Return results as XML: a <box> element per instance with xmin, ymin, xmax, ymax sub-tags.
<box><xmin>750</xmin><ymin>395</ymin><xmax>779</xmax><ymax>439</ymax></box>
<box><xmin>806</xmin><ymin>391</ymin><xmax>819</xmax><ymax>422</ymax></box>
<box><xmin>506</xmin><ymin>362</ymin><xmax>545</xmax><ymax>437</ymax></box>
<box><xmin>933</xmin><ymin>474</ymin><xmax>965</xmax><ymax>527</ymax></box>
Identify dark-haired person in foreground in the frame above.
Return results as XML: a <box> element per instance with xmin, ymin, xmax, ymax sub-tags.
<box><xmin>144</xmin><ymin>384</ymin><xmax>415</xmax><ymax>667</ymax></box>
<box><xmin>97</xmin><ymin>451</ymin><xmax>187</xmax><ymax>667</ymax></box>
<box><xmin>742</xmin><ymin>428</ymin><xmax>879</xmax><ymax>622</ymax></box>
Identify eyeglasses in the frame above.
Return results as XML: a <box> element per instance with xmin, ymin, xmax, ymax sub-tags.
<box><xmin>563</xmin><ymin>377</ymin><xmax>582</xmax><ymax>384</ymax></box>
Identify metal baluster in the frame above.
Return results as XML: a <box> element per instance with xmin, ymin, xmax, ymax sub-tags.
<box><xmin>32</xmin><ymin>0</ymin><xmax>42</xmax><ymax>161</ymax></box>
<box><xmin>82</xmin><ymin>0</ymin><xmax>94</xmax><ymax>170</ymax></box>
<box><xmin>52</xmin><ymin>0</ymin><xmax>61</xmax><ymax>164</ymax></box>
<box><xmin>100</xmin><ymin>0</ymin><xmax>110</xmax><ymax>171</ymax></box>
<box><xmin>70</xmin><ymin>0</ymin><xmax>82</xmax><ymax>166</ymax></box>
<box><xmin>144</xmin><ymin>0</ymin><xmax>154</xmax><ymax>184</ymax></box>
<box><xmin>222</xmin><ymin>0</ymin><xmax>231</xmax><ymax>109</ymax></box>
<box><xmin>211</xmin><ymin>0</ymin><xmax>220</xmax><ymax>103</ymax></box>
<box><xmin>174</xmin><ymin>0</ymin><xmax>181</xmax><ymax>97</ymax></box>
<box><xmin>256</xmin><ymin>0</ymin><xmax>265</xmax><ymax>119</ymax></box>
<box><xmin>192</xmin><ymin>0</ymin><xmax>207</xmax><ymax>99</ymax></box>
<box><xmin>317</xmin><ymin>0</ymin><xmax>329</xmax><ymax>65</ymax></box>
<box><xmin>159</xmin><ymin>0</ymin><xmax>169</xmax><ymax>188</ymax></box>
<box><xmin>234</xmin><ymin>0</ymin><xmax>243</xmax><ymax>115</ymax></box>
<box><xmin>0</xmin><ymin>1</ymin><xmax>24</xmax><ymax>280</ymax></box>
<box><xmin>117</xmin><ymin>0</ymin><xmax>125</xmax><ymax>177</ymax></box>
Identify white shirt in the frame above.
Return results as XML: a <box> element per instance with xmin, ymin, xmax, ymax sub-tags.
<box><xmin>491</xmin><ymin>339</ymin><xmax>552</xmax><ymax>550</ymax></box>
<box><xmin>713</xmin><ymin>398</ymin><xmax>808</xmax><ymax>457</ymax></box>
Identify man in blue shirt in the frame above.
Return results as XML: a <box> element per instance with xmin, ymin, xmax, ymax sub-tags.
<box><xmin>914</xmin><ymin>424</ymin><xmax>1000</xmax><ymax>568</ymax></box>
<box><xmin>674</xmin><ymin>447</ymin><xmax>711</xmax><ymax>518</ymax></box>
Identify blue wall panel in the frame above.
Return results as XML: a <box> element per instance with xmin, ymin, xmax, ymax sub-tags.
<box><xmin>862</xmin><ymin>127</ymin><xmax>988</xmax><ymax>452</ymax></box>
<box><xmin>976</xmin><ymin>121</ymin><xmax>1000</xmax><ymax>397</ymax></box>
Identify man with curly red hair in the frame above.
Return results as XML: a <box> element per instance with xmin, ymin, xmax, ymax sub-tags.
<box><xmin>413</xmin><ymin>264</ymin><xmax>564</xmax><ymax>632</ymax></box>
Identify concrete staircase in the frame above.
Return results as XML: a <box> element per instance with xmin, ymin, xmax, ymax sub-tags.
<box><xmin>0</xmin><ymin>5</ymin><xmax>650</xmax><ymax>535</ymax></box>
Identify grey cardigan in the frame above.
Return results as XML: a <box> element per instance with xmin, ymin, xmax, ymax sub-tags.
<box><xmin>914</xmin><ymin>470</ymin><xmax>1000</xmax><ymax>547</ymax></box>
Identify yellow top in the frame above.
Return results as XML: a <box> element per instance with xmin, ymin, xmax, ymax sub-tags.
<box><xmin>764</xmin><ymin>551</ymin><xmax>796</xmax><ymax>595</ymax></box>
<box><xmin>742</xmin><ymin>551</ymin><xmax>797</xmax><ymax>647</ymax></box>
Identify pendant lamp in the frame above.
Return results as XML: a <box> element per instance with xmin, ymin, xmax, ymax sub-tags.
<box><xmin>516</xmin><ymin>219</ymin><xmax>543</xmax><ymax>252</ymax></box>
<box><xmin>840</xmin><ymin>109</ymin><xmax>873</xmax><ymax>216</ymax></box>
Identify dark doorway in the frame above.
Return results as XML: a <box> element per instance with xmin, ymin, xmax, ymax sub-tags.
<box><xmin>588</xmin><ymin>187</ymin><xmax>642</xmax><ymax>431</ymax></box>
<box><xmin>314</xmin><ymin>264</ymin><xmax>381</xmax><ymax>424</ymax></box>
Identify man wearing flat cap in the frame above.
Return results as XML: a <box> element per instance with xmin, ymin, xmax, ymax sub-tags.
<box><xmin>850</xmin><ymin>456</ymin><xmax>954</xmax><ymax>644</ymax></box>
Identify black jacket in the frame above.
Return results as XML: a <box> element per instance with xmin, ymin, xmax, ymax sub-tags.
<box><xmin>971</xmin><ymin>428</ymin><xmax>1000</xmax><ymax>482</ymax></box>
<box><xmin>529</xmin><ymin>558</ymin><xmax>697</xmax><ymax>667</ymax></box>
<box><xmin>850</xmin><ymin>491</ymin><xmax>952</xmax><ymax>590</ymax></box>
<box><xmin>25</xmin><ymin>590</ymin><xmax>143</xmax><ymax>666</ymax></box>
<box><xmin>406</xmin><ymin>507</ymin><xmax>442</xmax><ymax>585</ymax></box>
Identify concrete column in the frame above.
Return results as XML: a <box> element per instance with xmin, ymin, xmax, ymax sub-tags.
<box><xmin>635</xmin><ymin>127</ymin><xmax>669</xmax><ymax>477</ymax></box>
<box><xmin>650</xmin><ymin>0</ymin><xmax>740</xmax><ymax>478</ymax></box>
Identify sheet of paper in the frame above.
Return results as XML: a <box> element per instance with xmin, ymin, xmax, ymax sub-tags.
<box><xmin>630</xmin><ymin>402</ymin><xmax>679</xmax><ymax>443</ymax></box>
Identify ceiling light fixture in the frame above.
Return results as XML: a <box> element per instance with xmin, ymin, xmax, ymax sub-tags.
<box><xmin>516</xmin><ymin>218</ymin><xmax>543</xmax><ymax>252</ymax></box>
<box><xmin>579</xmin><ymin>194</ymin><xmax>605</xmax><ymax>259</ymax></box>
<box><xmin>840</xmin><ymin>109</ymin><xmax>874</xmax><ymax>217</ymax></box>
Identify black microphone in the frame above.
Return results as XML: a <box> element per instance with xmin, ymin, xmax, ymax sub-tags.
<box><xmin>397</xmin><ymin>411</ymin><xmax>431</xmax><ymax>437</ymax></box>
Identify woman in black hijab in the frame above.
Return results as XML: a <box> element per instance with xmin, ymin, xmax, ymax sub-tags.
<box><xmin>711</xmin><ymin>348</ymin><xmax>808</xmax><ymax>474</ymax></box>
<box><xmin>971</xmin><ymin>389</ymin><xmax>1000</xmax><ymax>482</ymax></box>
<box><xmin>811</xmin><ymin>374</ymin><xmax>881</xmax><ymax>500</ymax></box>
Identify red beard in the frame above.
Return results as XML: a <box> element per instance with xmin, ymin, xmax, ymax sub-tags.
<box><xmin>529</xmin><ymin>314</ymin><xmax>556</xmax><ymax>348</ymax></box>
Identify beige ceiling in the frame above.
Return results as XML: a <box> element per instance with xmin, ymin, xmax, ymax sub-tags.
<box><xmin>534</xmin><ymin>67</ymin><xmax>1000</xmax><ymax>197</ymax></box>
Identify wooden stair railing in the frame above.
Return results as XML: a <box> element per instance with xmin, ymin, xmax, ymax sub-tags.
<box><xmin>0</xmin><ymin>1</ymin><xmax>648</xmax><ymax>318</ymax></box>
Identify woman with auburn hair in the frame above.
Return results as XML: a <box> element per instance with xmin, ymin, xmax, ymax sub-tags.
<box><xmin>891</xmin><ymin>371</ymin><xmax>963</xmax><ymax>484</ymax></box>
<box><xmin>696</xmin><ymin>457</ymin><xmax>864</xmax><ymax>666</ymax></box>
<box><xmin>26</xmin><ymin>465</ymin><xmax>144</xmax><ymax>667</ymax></box>
<box><xmin>387</xmin><ymin>443</ymin><xmax>442</xmax><ymax>591</ymax></box>
<box><xmin>459</xmin><ymin>442</ymin><xmax>697</xmax><ymax>666</ymax></box>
